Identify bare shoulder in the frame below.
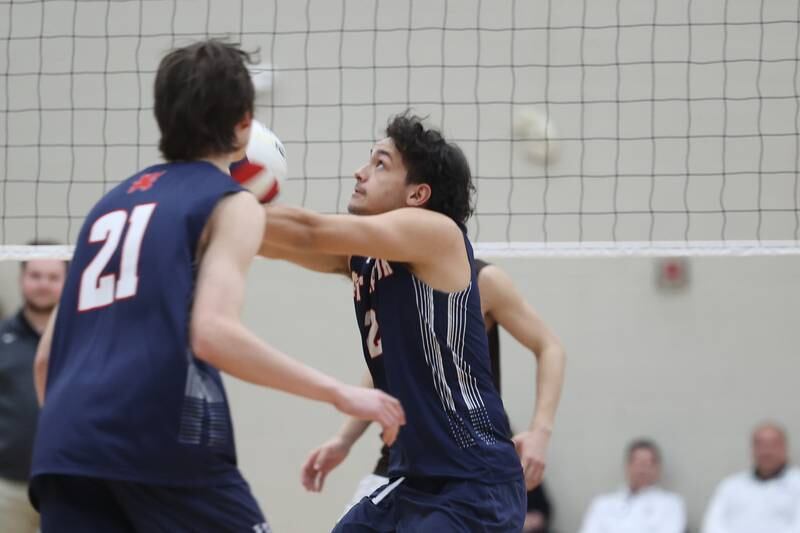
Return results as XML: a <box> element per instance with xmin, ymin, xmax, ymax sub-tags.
<box><xmin>199</xmin><ymin>191</ymin><xmax>264</xmax><ymax>258</ymax></box>
<box><xmin>387</xmin><ymin>207</ymin><xmax>463</xmax><ymax>241</ymax></box>
<box><xmin>476</xmin><ymin>263</ymin><xmax>522</xmax><ymax>312</ymax></box>
<box><xmin>397</xmin><ymin>208</ymin><xmax>469</xmax><ymax>290</ymax></box>
<box><xmin>477</xmin><ymin>263</ymin><xmax>514</xmax><ymax>295</ymax></box>
<box><xmin>400</xmin><ymin>208</ymin><xmax>466</xmax><ymax>259</ymax></box>
<box><xmin>212</xmin><ymin>191</ymin><xmax>264</xmax><ymax>228</ymax></box>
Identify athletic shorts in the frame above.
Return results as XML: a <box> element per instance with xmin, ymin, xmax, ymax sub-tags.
<box><xmin>31</xmin><ymin>474</ymin><xmax>270</xmax><ymax>533</ymax></box>
<box><xmin>343</xmin><ymin>474</ymin><xmax>390</xmax><ymax>517</ymax></box>
<box><xmin>333</xmin><ymin>475</ymin><xmax>525</xmax><ymax>533</ymax></box>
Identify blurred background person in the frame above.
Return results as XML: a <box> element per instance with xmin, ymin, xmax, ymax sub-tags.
<box><xmin>702</xmin><ymin>421</ymin><xmax>800</xmax><ymax>533</ymax></box>
<box><xmin>579</xmin><ymin>438</ymin><xmax>686</xmax><ymax>533</ymax></box>
<box><xmin>0</xmin><ymin>244</ymin><xmax>66</xmax><ymax>533</ymax></box>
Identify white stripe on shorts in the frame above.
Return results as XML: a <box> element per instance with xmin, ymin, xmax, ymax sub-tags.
<box><xmin>370</xmin><ymin>476</ymin><xmax>406</xmax><ymax>505</ymax></box>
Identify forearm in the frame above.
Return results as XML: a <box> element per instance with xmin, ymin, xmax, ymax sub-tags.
<box><xmin>336</xmin><ymin>371</ymin><xmax>375</xmax><ymax>446</ymax></box>
<box><xmin>194</xmin><ymin>316</ymin><xmax>342</xmax><ymax>406</ymax></box>
<box><xmin>259</xmin><ymin>239</ymin><xmax>348</xmax><ymax>275</ymax></box>
<box><xmin>263</xmin><ymin>204</ymin><xmax>323</xmax><ymax>252</ymax></box>
<box><xmin>528</xmin><ymin>344</ymin><xmax>565</xmax><ymax>432</ymax></box>
<box><xmin>337</xmin><ymin>417</ymin><xmax>372</xmax><ymax>447</ymax></box>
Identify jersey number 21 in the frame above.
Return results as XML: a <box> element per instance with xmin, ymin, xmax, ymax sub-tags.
<box><xmin>78</xmin><ymin>204</ymin><xmax>156</xmax><ymax>311</ymax></box>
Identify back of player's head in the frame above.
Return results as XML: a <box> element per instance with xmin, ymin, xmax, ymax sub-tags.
<box><xmin>386</xmin><ymin>113</ymin><xmax>475</xmax><ymax>225</ymax></box>
<box><xmin>154</xmin><ymin>39</ymin><xmax>254</xmax><ymax>162</ymax></box>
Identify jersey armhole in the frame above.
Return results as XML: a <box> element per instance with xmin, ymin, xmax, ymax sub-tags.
<box><xmin>193</xmin><ymin>189</ymin><xmax>247</xmax><ymax>265</ymax></box>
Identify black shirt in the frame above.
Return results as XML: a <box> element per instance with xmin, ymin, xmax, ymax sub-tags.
<box><xmin>0</xmin><ymin>310</ymin><xmax>41</xmax><ymax>481</ymax></box>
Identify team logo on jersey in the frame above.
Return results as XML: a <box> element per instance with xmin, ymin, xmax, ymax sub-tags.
<box><xmin>1</xmin><ymin>332</ymin><xmax>15</xmax><ymax>344</ymax></box>
<box><xmin>128</xmin><ymin>171</ymin><xmax>165</xmax><ymax>194</ymax></box>
<box><xmin>352</xmin><ymin>259</ymin><xmax>394</xmax><ymax>301</ymax></box>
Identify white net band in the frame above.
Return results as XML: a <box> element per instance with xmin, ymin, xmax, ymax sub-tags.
<box><xmin>4</xmin><ymin>241</ymin><xmax>800</xmax><ymax>262</ymax></box>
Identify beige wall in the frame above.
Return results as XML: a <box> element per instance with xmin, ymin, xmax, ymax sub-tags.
<box><xmin>2</xmin><ymin>1</ymin><xmax>799</xmax><ymax>532</ymax></box>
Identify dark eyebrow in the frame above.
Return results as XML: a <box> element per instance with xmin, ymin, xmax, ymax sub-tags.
<box><xmin>370</xmin><ymin>148</ymin><xmax>393</xmax><ymax>162</ymax></box>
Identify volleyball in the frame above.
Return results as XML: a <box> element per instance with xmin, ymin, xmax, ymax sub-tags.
<box><xmin>231</xmin><ymin>119</ymin><xmax>288</xmax><ymax>203</ymax></box>
<box><xmin>513</xmin><ymin>107</ymin><xmax>560</xmax><ymax>165</ymax></box>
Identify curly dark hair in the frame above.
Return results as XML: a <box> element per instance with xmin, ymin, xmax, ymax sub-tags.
<box><xmin>385</xmin><ymin>113</ymin><xmax>475</xmax><ymax>225</ymax></box>
<box><xmin>154</xmin><ymin>40</ymin><xmax>255</xmax><ymax>162</ymax></box>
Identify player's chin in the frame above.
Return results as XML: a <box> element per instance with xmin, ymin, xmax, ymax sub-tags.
<box><xmin>347</xmin><ymin>195</ymin><xmax>368</xmax><ymax>215</ymax></box>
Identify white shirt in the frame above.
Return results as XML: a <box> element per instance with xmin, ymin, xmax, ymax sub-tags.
<box><xmin>702</xmin><ymin>466</ymin><xmax>800</xmax><ymax>533</ymax></box>
<box><xmin>579</xmin><ymin>486</ymin><xmax>687</xmax><ymax>533</ymax></box>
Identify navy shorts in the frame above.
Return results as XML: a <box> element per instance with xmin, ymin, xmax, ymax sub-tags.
<box><xmin>32</xmin><ymin>474</ymin><xmax>270</xmax><ymax>533</ymax></box>
<box><xmin>333</xmin><ymin>475</ymin><xmax>526</xmax><ymax>533</ymax></box>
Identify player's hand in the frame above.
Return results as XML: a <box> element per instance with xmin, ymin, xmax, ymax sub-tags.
<box><xmin>301</xmin><ymin>436</ymin><xmax>350</xmax><ymax>492</ymax></box>
<box><xmin>512</xmin><ymin>427</ymin><xmax>550</xmax><ymax>490</ymax></box>
<box><xmin>333</xmin><ymin>385</ymin><xmax>405</xmax><ymax>446</ymax></box>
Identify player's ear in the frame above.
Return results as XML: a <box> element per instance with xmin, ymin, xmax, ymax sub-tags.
<box><xmin>233</xmin><ymin>112</ymin><xmax>253</xmax><ymax>157</ymax></box>
<box><xmin>406</xmin><ymin>182</ymin><xmax>431</xmax><ymax>208</ymax></box>
<box><xmin>236</xmin><ymin>111</ymin><xmax>253</xmax><ymax>130</ymax></box>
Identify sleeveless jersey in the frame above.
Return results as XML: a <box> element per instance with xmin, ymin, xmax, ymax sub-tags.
<box><xmin>352</xmin><ymin>234</ymin><xmax>522</xmax><ymax>483</ymax></box>
<box><xmin>374</xmin><ymin>258</ymin><xmax>504</xmax><ymax>477</ymax></box>
<box><xmin>31</xmin><ymin>161</ymin><xmax>244</xmax><ymax>487</ymax></box>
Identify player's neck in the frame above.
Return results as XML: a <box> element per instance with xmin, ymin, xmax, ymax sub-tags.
<box><xmin>200</xmin><ymin>155</ymin><xmax>233</xmax><ymax>175</ymax></box>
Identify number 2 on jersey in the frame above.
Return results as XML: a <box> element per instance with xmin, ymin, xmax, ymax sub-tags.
<box><xmin>364</xmin><ymin>309</ymin><xmax>383</xmax><ymax>358</ymax></box>
<box><xmin>78</xmin><ymin>204</ymin><xmax>156</xmax><ymax>311</ymax></box>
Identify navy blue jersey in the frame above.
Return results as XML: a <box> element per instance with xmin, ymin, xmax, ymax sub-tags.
<box><xmin>31</xmin><ymin>161</ymin><xmax>244</xmax><ymax>487</ymax></box>
<box><xmin>351</xmin><ymin>233</ymin><xmax>522</xmax><ymax>483</ymax></box>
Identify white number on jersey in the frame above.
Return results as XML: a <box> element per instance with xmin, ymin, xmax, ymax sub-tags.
<box><xmin>78</xmin><ymin>203</ymin><xmax>156</xmax><ymax>311</ymax></box>
<box><xmin>364</xmin><ymin>309</ymin><xmax>383</xmax><ymax>358</ymax></box>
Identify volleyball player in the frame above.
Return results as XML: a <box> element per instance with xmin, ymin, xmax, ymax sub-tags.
<box><xmin>261</xmin><ymin>113</ymin><xmax>529</xmax><ymax>531</ymax></box>
<box><xmin>29</xmin><ymin>40</ymin><xmax>404</xmax><ymax>533</ymax></box>
<box><xmin>302</xmin><ymin>258</ymin><xmax>565</xmax><ymax>531</ymax></box>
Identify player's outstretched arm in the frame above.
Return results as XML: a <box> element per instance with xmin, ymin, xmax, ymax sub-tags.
<box><xmin>263</xmin><ymin>204</ymin><xmax>469</xmax><ymax>290</ymax></box>
<box><xmin>34</xmin><ymin>305</ymin><xmax>57</xmax><ymax>406</ymax></box>
<box><xmin>480</xmin><ymin>265</ymin><xmax>566</xmax><ymax>490</ymax></box>
<box><xmin>259</xmin><ymin>239</ymin><xmax>349</xmax><ymax>275</ymax></box>
<box><xmin>263</xmin><ymin>204</ymin><xmax>462</xmax><ymax>262</ymax></box>
<box><xmin>191</xmin><ymin>192</ymin><xmax>405</xmax><ymax>439</ymax></box>
<box><xmin>301</xmin><ymin>371</ymin><xmax>375</xmax><ymax>492</ymax></box>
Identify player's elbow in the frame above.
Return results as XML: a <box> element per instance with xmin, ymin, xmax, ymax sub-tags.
<box><xmin>546</xmin><ymin>336</ymin><xmax>567</xmax><ymax>365</ymax></box>
<box><xmin>190</xmin><ymin>313</ymin><xmax>225</xmax><ymax>365</ymax></box>
<box><xmin>532</xmin><ymin>334</ymin><xmax>566</xmax><ymax>365</ymax></box>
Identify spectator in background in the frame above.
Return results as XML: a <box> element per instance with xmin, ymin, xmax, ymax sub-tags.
<box><xmin>579</xmin><ymin>439</ymin><xmax>686</xmax><ymax>533</ymax></box>
<box><xmin>0</xmin><ymin>247</ymin><xmax>66</xmax><ymax>533</ymax></box>
<box><xmin>702</xmin><ymin>422</ymin><xmax>800</xmax><ymax>533</ymax></box>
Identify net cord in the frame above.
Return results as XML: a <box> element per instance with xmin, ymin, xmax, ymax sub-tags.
<box><xmin>3</xmin><ymin>241</ymin><xmax>800</xmax><ymax>261</ymax></box>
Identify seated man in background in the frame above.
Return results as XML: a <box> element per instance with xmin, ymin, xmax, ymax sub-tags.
<box><xmin>0</xmin><ymin>246</ymin><xmax>66</xmax><ymax>533</ymax></box>
<box><xmin>579</xmin><ymin>439</ymin><xmax>686</xmax><ymax>533</ymax></box>
<box><xmin>702</xmin><ymin>421</ymin><xmax>800</xmax><ymax>533</ymax></box>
